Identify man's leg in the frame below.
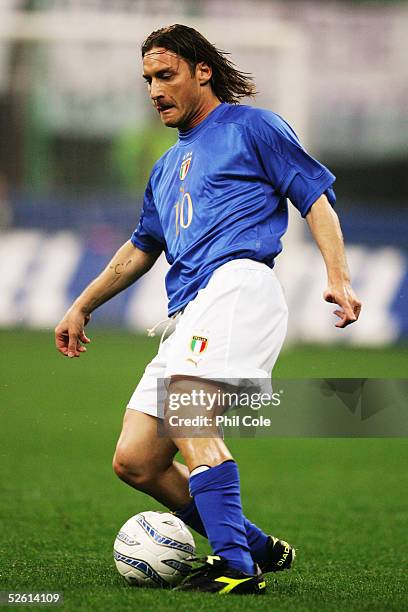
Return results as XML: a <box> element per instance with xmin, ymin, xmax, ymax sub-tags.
<box><xmin>113</xmin><ymin>409</ymin><xmax>190</xmax><ymax>510</ymax></box>
<box><xmin>113</xmin><ymin>407</ymin><xmax>289</xmax><ymax>570</ymax></box>
<box><xmin>173</xmin><ymin>435</ymin><xmax>256</xmax><ymax>575</ymax></box>
<box><xmin>166</xmin><ymin>377</ymin><xmax>258</xmax><ymax>576</ymax></box>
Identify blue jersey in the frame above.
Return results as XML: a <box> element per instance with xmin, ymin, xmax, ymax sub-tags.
<box><xmin>131</xmin><ymin>103</ymin><xmax>335</xmax><ymax>315</ymax></box>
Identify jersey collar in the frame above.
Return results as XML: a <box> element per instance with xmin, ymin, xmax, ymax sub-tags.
<box><xmin>178</xmin><ymin>103</ymin><xmax>227</xmax><ymax>144</ymax></box>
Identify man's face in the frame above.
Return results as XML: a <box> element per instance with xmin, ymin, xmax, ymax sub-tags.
<box><xmin>142</xmin><ymin>47</ymin><xmax>208</xmax><ymax>130</ymax></box>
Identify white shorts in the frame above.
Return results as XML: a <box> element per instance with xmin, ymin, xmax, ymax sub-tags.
<box><xmin>127</xmin><ymin>259</ymin><xmax>288</xmax><ymax>418</ymax></box>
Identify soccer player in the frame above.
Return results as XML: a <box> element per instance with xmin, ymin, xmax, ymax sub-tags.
<box><xmin>55</xmin><ymin>24</ymin><xmax>361</xmax><ymax>594</ymax></box>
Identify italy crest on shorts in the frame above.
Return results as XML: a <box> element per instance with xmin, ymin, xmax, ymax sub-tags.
<box><xmin>179</xmin><ymin>155</ymin><xmax>192</xmax><ymax>180</ymax></box>
<box><xmin>190</xmin><ymin>335</ymin><xmax>208</xmax><ymax>354</ymax></box>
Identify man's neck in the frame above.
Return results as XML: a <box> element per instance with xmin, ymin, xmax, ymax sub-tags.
<box><xmin>180</xmin><ymin>98</ymin><xmax>221</xmax><ymax>132</ymax></box>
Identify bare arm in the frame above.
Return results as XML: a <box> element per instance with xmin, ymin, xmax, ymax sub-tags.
<box><xmin>306</xmin><ymin>195</ymin><xmax>361</xmax><ymax>328</ymax></box>
<box><xmin>55</xmin><ymin>240</ymin><xmax>160</xmax><ymax>357</ymax></box>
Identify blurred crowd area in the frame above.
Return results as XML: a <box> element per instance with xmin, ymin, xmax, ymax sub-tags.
<box><xmin>0</xmin><ymin>0</ymin><xmax>407</xmax><ymax>341</ymax></box>
<box><xmin>0</xmin><ymin>1</ymin><xmax>407</xmax><ymax>222</ymax></box>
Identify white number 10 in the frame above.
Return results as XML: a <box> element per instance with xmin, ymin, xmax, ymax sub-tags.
<box><xmin>174</xmin><ymin>192</ymin><xmax>193</xmax><ymax>235</ymax></box>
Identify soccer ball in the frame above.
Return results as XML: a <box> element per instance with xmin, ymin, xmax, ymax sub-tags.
<box><xmin>113</xmin><ymin>511</ymin><xmax>195</xmax><ymax>588</ymax></box>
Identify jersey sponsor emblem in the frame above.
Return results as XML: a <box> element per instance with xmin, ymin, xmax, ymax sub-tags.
<box><xmin>186</xmin><ymin>357</ymin><xmax>201</xmax><ymax>367</ymax></box>
<box><xmin>179</xmin><ymin>155</ymin><xmax>192</xmax><ymax>180</ymax></box>
<box><xmin>190</xmin><ymin>335</ymin><xmax>208</xmax><ymax>354</ymax></box>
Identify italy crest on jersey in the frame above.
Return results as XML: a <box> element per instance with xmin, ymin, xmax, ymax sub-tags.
<box><xmin>190</xmin><ymin>335</ymin><xmax>208</xmax><ymax>354</ymax></box>
<box><xmin>179</xmin><ymin>154</ymin><xmax>192</xmax><ymax>180</ymax></box>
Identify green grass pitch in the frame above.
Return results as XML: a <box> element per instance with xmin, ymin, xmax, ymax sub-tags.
<box><xmin>1</xmin><ymin>329</ymin><xmax>407</xmax><ymax>611</ymax></box>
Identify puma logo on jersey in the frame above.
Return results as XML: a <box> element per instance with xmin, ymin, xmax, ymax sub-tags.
<box><xmin>186</xmin><ymin>357</ymin><xmax>201</xmax><ymax>367</ymax></box>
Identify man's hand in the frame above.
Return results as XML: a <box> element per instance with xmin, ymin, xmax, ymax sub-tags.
<box><xmin>55</xmin><ymin>310</ymin><xmax>91</xmax><ymax>358</ymax></box>
<box><xmin>324</xmin><ymin>283</ymin><xmax>361</xmax><ymax>328</ymax></box>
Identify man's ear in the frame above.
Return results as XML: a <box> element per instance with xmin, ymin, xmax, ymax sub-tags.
<box><xmin>196</xmin><ymin>62</ymin><xmax>212</xmax><ymax>86</ymax></box>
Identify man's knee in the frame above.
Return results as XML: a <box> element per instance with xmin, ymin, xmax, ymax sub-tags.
<box><xmin>112</xmin><ymin>446</ymin><xmax>171</xmax><ymax>492</ymax></box>
<box><xmin>113</xmin><ymin>448</ymin><xmax>149</xmax><ymax>487</ymax></box>
<box><xmin>113</xmin><ymin>409</ymin><xmax>177</xmax><ymax>490</ymax></box>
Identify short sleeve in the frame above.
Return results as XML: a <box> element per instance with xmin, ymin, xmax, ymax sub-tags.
<box><xmin>130</xmin><ymin>177</ymin><xmax>165</xmax><ymax>253</ymax></box>
<box><xmin>252</xmin><ymin>112</ymin><xmax>336</xmax><ymax>217</ymax></box>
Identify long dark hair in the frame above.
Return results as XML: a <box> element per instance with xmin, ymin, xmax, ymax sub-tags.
<box><xmin>141</xmin><ymin>24</ymin><xmax>257</xmax><ymax>103</ymax></box>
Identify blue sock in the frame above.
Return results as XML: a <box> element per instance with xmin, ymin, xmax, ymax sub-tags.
<box><xmin>243</xmin><ymin>517</ymin><xmax>269</xmax><ymax>566</ymax></box>
<box><xmin>189</xmin><ymin>461</ymin><xmax>255</xmax><ymax>574</ymax></box>
<box><xmin>175</xmin><ymin>499</ymin><xmax>207</xmax><ymax>536</ymax></box>
<box><xmin>176</xmin><ymin>499</ymin><xmax>269</xmax><ymax>566</ymax></box>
